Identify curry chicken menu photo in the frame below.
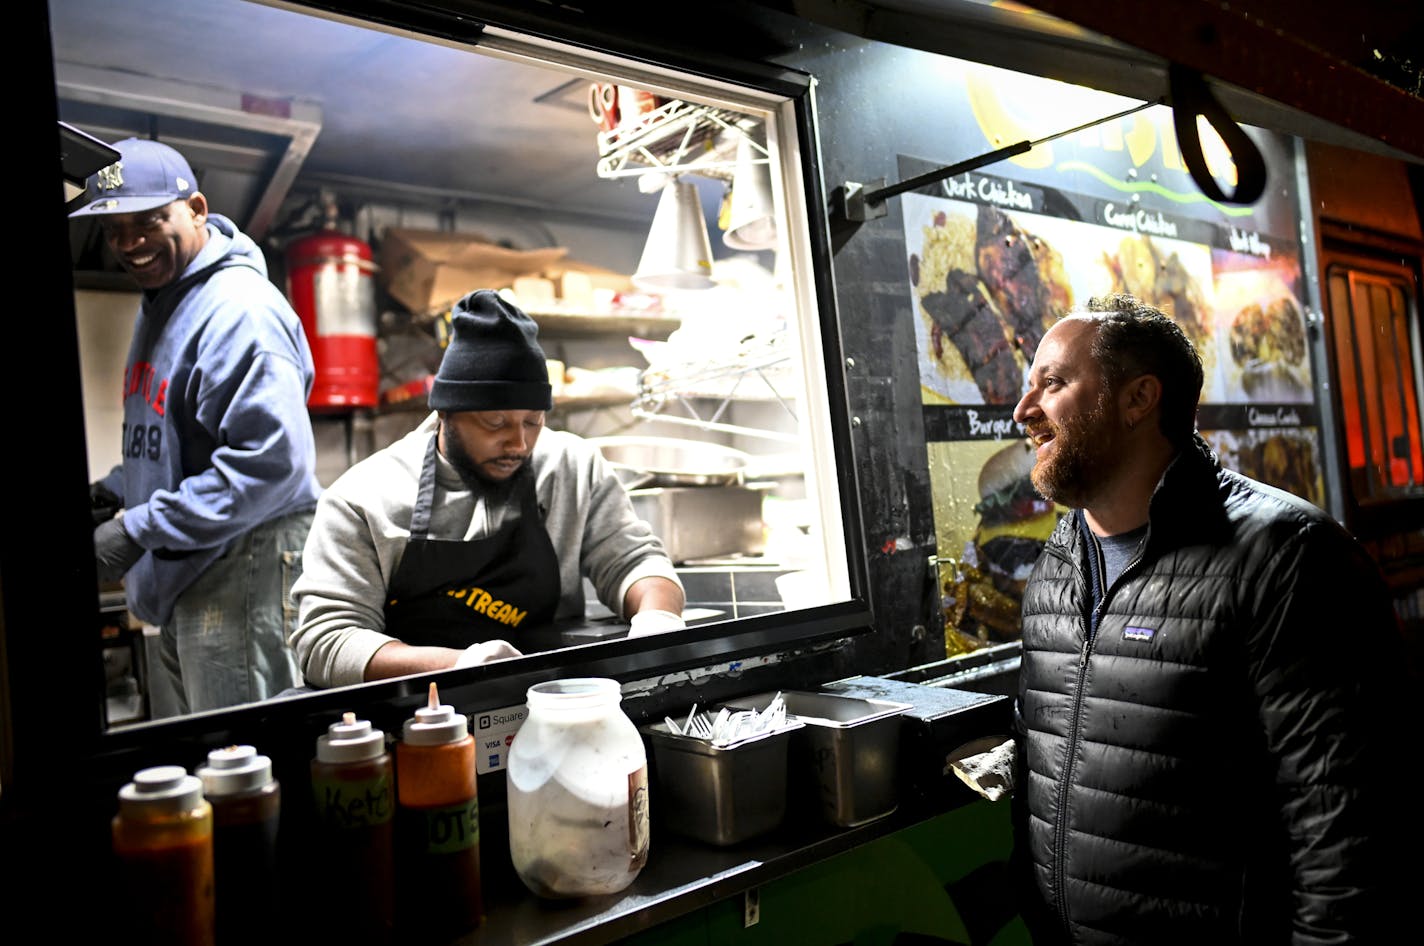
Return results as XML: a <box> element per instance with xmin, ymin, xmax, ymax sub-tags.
<box><xmin>901</xmin><ymin>61</ymin><xmax>1327</xmax><ymax>654</ymax></box>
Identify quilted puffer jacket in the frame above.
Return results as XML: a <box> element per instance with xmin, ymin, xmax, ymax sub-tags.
<box><xmin>1012</xmin><ymin>434</ymin><xmax>1407</xmax><ymax>945</ymax></box>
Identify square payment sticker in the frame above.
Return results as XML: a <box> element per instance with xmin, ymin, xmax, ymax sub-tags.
<box><xmin>474</xmin><ymin>703</ymin><xmax>529</xmax><ymax>774</ymax></box>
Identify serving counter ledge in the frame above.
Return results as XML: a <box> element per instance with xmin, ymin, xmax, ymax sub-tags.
<box><xmin>461</xmin><ymin>786</ymin><xmax>985</xmax><ymax>946</ymax></box>
<box><xmin>460</xmin><ymin>677</ymin><xmax>1014</xmax><ymax>946</ymax></box>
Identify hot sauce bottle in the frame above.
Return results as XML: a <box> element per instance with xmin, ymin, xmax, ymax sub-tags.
<box><xmin>111</xmin><ymin>765</ymin><xmax>216</xmax><ymax>946</ymax></box>
<box><xmin>396</xmin><ymin>681</ymin><xmax>483</xmax><ymax>939</ymax></box>
<box><xmin>310</xmin><ymin>712</ymin><xmax>396</xmax><ymax>945</ymax></box>
<box><xmin>195</xmin><ymin>744</ymin><xmax>281</xmax><ymax>946</ymax></box>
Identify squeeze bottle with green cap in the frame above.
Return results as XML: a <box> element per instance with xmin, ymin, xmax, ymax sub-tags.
<box><xmin>396</xmin><ymin>681</ymin><xmax>483</xmax><ymax>938</ymax></box>
<box><xmin>311</xmin><ymin>711</ymin><xmax>395</xmax><ymax>945</ymax></box>
<box><xmin>195</xmin><ymin>744</ymin><xmax>281</xmax><ymax>946</ymax></box>
<box><xmin>111</xmin><ymin>764</ymin><xmax>216</xmax><ymax>946</ymax></box>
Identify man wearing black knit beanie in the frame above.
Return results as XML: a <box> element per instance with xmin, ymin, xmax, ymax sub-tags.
<box><xmin>290</xmin><ymin>289</ymin><xmax>686</xmax><ymax>686</ymax></box>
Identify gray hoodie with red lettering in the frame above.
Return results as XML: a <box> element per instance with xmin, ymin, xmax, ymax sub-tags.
<box><xmin>98</xmin><ymin>213</ymin><xmax>321</xmax><ymax>625</ymax></box>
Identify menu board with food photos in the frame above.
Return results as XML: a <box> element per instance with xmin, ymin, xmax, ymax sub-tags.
<box><xmin>897</xmin><ymin>99</ymin><xmax>1324</xmax><ymax>653</ymax></box>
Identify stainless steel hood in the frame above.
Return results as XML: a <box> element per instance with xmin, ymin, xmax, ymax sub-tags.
<box><xmin>57</xmin><ymin>62</ymin><xmax>322</xmax><ymax>243</ymax></box>
<box><xmin>49</xmin><ymin>0</ymin><xmax>667</xmax><ymax>251</ymax></box>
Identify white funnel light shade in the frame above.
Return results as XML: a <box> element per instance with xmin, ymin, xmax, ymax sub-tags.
<box><xmin>723</xmin><ymin>131</ymin><xmax>777</xmax><ymax>251</ymax></box>
<box><xmin>633</xmin><ymin>178</ymin><xmax>716</xmax><ymax>291</ymax></box>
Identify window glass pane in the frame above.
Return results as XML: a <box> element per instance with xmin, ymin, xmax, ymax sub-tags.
<box><xmin>1327</xmin><ymin>263</ymin><xmax>1423</xmax><ymax>504</ymax></box>
<box><xmin>1328</xmin><ymin>270</ymin><xmax>1366</xmax><ymax>470</ymax></box>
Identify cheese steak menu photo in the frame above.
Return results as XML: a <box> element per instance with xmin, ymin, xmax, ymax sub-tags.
<box><xmin>1201</xmin><ymin>427</ymin><xmax>1325</xmax><ymax>508</ymax></box>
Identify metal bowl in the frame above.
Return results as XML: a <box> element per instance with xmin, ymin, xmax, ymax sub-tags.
<box><xmin>588</xmin><ymin>436</ymin><xmax>752</xmax><ymax>489</ymax></box>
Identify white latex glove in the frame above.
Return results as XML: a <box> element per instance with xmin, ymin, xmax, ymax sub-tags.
<box><xmin>454</xmin><ymin>639</ymin><xmax>523</xmax><ymax>668</ymax></box>
<box><xmin>627</xmin><ymin>609</ymin><xmax>686</xmax><ymax>637</ymax></box>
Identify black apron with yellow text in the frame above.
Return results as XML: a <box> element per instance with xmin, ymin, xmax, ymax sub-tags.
<box><xmin>383</xmin><ymin>433</ymin><xmax>560</xmax><ymax>648</ymax></box>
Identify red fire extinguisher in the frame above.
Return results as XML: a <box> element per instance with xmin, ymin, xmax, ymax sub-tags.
<box><xmin>285</xmin><ymin>230</ymin><xmax>380</xmax><ymax>410</ymax></box>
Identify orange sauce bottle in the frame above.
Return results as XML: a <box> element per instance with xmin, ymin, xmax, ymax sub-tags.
<box><xmin>111</xmin><ymin>765</ymin><xmax>216</xmax><ymax>946</ymax></box>
<box><xmin>396</xmin><ymin>681</ymin><xmax>483</xmax><ymax>939</ymax></box>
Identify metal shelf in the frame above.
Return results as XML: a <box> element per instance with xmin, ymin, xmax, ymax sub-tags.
<box><xmin>632</xmin><ymin>338</ymin><xmax>800</xmax><ymax>443</ymax></box>
<box><xmin>522</xmin><ymin>306</ymin><xmax>681</xmax><ymax>340</ymax></box>
<box><xmin>597</xmin><ymin>97</ymin><xmax>784</xmax><ymax>442</ymax></box>
<box><xmin>596</xmin><ymin>100</ymin><xmax>765</xmax><ymax>183</ymax></box>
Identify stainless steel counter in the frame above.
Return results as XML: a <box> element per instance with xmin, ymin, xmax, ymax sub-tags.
<box><xmin>454</xmin><ymin>678</ymin><xmax>1012</xmax><ymax>945</ymax></box>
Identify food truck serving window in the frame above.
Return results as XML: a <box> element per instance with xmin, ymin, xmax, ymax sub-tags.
<box><xmin>40</xmin><ymin>0</ymin><xmax>869</xmax><ymax>751</ymax></box>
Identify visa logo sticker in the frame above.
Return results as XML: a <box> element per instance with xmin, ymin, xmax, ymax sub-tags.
<box><xmin>1123</xmin><ymin>626</ymin><xmax>1156</xmax><ymax>641</ymax></box>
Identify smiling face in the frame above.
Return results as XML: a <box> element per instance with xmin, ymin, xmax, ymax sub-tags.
<box><xmin>439</xmin><ymin>409</ymin><xmax>546</xmax><ymax>486</ymax></box>
<box><xmin>1012</xmin><ymin>316</ymin><xmax>1126</xmax><ymax>509</ymax></box>
<box><xmin>98</xmin><ymin>195</ymin><xmax>209</xmax><ymax>290</ymax></box>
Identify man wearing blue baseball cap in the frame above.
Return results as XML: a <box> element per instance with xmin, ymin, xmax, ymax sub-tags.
<box><xmin>71</xmin><ymin>136</ymin><xmax>322</xmax><ymax>715</ymax></box>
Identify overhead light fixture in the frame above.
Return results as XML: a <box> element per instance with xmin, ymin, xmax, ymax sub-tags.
<box><xmin>633</xmin><ymin>176</ymin><xmax>716</xmax><ymax>291</ymax></box>
<box><xmin>722</xmin><ymin>127</ymin><xmax>777</xmax><ymax>251</ymax></box>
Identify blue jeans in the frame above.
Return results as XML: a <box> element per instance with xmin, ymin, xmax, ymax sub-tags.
<box><xmin>154</xmin><ymin>508</ymin><xmax>314</xmax><ymax>715</ymax></box>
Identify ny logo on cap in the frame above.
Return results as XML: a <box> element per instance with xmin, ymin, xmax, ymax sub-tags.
<box><xmin>96</xmin><ymin>161</ymin><xmax>124</xmax><ymax>192</ymax></box>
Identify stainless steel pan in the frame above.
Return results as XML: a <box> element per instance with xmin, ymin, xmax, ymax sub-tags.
<box><xmin>588</xmin><ymin>436</ymin><xmax>751</xmax><ymax>489</ymax></box>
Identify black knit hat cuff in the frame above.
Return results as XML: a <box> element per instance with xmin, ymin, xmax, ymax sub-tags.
<box><xmin>432</xmin><ymin>289</ymin><xmax>552</xmax><ymax>413</ymax></box>
<box><xmin>429</xmin><ymin>379</ymin><xmax>553</xmax><ymax>413</ymax></box>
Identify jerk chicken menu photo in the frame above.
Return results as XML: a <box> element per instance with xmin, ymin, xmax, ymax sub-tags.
<box><xmin>895</xmin><ymin>102</ymin><xmax>1326</xmax><ymax>653</ymax></box>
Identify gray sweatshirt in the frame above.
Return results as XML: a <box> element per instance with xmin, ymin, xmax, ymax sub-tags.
<box><xmin>290</xmin><ymin>413</ymin><xmax>681</xmax><ymax>687</ymax></box>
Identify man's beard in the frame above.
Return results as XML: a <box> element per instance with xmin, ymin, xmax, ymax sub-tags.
<box><xmin>1028</xmin><ymin>395</ymin><xmax>1121</xmax><ymax>509</ymax></box>
<box><xmin>444</xmin><ymin>425</ymin><xmax>531</xmax><ymax>504</ymax></box>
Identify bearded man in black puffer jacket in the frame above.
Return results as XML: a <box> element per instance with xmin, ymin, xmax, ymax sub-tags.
<box><xmin>1007</xmin><ymin>293</ymin><xmax>1410</xmax><ymax>945</ymax></box>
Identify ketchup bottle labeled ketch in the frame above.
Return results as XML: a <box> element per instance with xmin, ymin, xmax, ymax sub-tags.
<box><xmin>310</xmin><ymin>712</ymin><xmax>396</xmax><ymax>945</ymax></box>
<box><xmin>396</xmin><ymin>681</ymin><xmax>484</xmax><ymax>939</ymax></box>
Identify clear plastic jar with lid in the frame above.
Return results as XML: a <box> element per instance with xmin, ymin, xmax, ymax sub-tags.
<box><xmin>505</xmin><ymin>678</ymin><xmax>650</xmax><ymax>898</ymax></box>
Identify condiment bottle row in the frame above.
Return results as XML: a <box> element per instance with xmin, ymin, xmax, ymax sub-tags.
<box><xmin>111</xmin><ymin>677</ymin><xmax>651</xmax><ymax>946</ymax></box>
